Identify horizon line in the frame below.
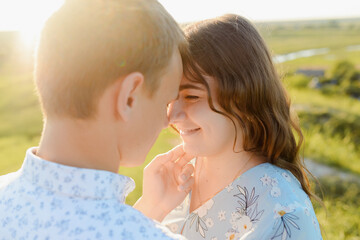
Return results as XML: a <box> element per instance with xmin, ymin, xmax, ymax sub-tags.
<box><xmin>1</xmin><ymin>15</ymin><xmax>360</xmax><ymax>32</ymax></box>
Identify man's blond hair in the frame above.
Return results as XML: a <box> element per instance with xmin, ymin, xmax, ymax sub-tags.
<box><xmin>35</xmin><ymin>0</ymin><xmax>186</xmax><ymax>119</ymax></box>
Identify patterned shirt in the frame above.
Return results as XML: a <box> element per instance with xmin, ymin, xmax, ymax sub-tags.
<box><xmin>0</xmin><ymin>147</ymin><xmax>186</xmax><ymax>240</ymax></box>
<box><xmin>162</xmin><ymin>163</ymin><xmax>322</xmax><ymax>240</ymax></box>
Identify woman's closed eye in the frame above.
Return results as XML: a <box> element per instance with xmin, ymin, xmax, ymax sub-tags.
<box><xmin>185</xmin><ymin>95</ymin><xmax>199</xmax><ymax>100</ymax></box>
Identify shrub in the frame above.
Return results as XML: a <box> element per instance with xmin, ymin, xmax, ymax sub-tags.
<box><xmin>331</xmin><ymin>60</ymin><xmax>356</xmax><ymax>85</ymax></box>
<box><xmin>285</xmin><ymin>74</ymin><xmax>311</xmax><ymax>88</ymax></box>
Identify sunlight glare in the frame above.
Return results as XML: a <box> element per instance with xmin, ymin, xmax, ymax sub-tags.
<box><xmin>0</xmin><ymin>0</ymin><xmax>64</xmax><ymax>48</ymax></box>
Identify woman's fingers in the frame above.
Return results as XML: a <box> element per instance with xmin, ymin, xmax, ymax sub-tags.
<box><xmin>178</xmin><ymin>164</ymin><xmax>195</xmax><ymax>183</ymax></box>
<box><xmin>173</xmin><ymin>154</ymin><xmax>194</xmax><ymax>185</ymax></box>
<box><xmin>146</xmin><ymin>145</ymin><xmax>185</xmax><ymax>170</ymax></box>
<box><xmin>176</xmin><ymin>153</ymin><xmax>194</xmax><ymax>169</ymax></box>
<box><xmin>177</xmin><ymin>175</ymin><xmax>195</xmax><ymax>192</ymax></box>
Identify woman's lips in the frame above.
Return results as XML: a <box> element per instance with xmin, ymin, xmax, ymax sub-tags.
<box><xmin>179</xmin><ymin>128</ymin><xmax>201</xmax><ymax>137</ymax></box>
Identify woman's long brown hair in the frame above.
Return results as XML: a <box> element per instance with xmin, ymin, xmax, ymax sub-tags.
<box><xmin>183</xmin><ymin>14</ymin><xmax>319</xmax><ymax>200</ymax></box>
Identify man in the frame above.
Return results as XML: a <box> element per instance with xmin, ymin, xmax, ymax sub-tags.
<box><xmin>0</xmin><ymin>0</ymin><xmax>194</xmax><ymax>239</ymax></box>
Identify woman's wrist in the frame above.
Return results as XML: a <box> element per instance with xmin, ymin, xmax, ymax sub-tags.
<box><xmin>133</xmin><ymin>196</ymin><xmax>168</xmax><ymax>222</ymax></box>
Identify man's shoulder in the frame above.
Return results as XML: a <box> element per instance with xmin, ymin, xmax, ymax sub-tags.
<box><xmin>112</xmin><ymin>204</ymin><xmax>186</xmax><ymax>239</ymax></box>
<box><xmin>0</xmin><ymin>170</ymin><xmax>21</xmax><ymax>190</ymax></box>
<box><xmin>0</xmin><ymin>193</ymin><xmax>186</xmax><ymax>240</ymax></box>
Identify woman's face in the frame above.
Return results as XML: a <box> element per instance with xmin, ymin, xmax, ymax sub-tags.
<box><xmin>168</xmin><ymin>76</ymin><xmax>239</xmax><ymax>157</ymax></box>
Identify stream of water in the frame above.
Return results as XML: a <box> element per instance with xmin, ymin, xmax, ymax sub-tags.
<box><xmin>305</xmin><ymin>159</ymin><xmax>360</xmax><ymax>183</ymax></box>
<box><xmin>273</xmin><ymin>45</ymin><xmax>360</xmax><ymax>63</ymax></box>
<box><xmin>273</xmin><ymin>48</ymin><xmax>329</xmax><ymax>63</ymax></box>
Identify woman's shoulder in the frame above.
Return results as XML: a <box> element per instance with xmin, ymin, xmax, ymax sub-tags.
<box><xmin>232</xmin><ymin>163</ymin><xmax>322</xmax><ymax>239</ymax></box>
<box><xmin>240</xmin><ymin>162</ymin><xmax>302</xmax><ymax>190</ymax></box>
<box><xmin>235</xmin><ymin>163</ymin><xmax>310</xmax><ymax>209</ymax></box>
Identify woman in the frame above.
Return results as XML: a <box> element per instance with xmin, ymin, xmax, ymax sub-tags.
<box><xmin>163</xmin><ymin>14</ymin><xmax>322</xmax><ymax>240</ymax></box>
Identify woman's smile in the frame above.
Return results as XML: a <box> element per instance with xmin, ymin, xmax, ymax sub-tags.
<box><xmin>179</xmin><ymin>127</ymin><xmax>201</xmax><ymax>137</ymax></box>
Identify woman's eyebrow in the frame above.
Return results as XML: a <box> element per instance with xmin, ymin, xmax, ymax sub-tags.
<box><xmin>179</xmin><ymin>84</ymin><xmax>204</xmax><ymax>91</ymax></box>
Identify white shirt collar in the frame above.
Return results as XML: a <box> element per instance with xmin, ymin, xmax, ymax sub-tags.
<box><xmin>20</xmin><ymin>147</ymin><xmax>135</xmax><ymax>202</ymax></box>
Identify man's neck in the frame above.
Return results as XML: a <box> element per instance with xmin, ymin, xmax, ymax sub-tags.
<box><xmin>37</xmin><ymin>118</ymin><xmax>120</xmax><ymax>173</ymax></box>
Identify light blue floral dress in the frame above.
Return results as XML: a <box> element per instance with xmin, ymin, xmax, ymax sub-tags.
<box><xmin>162</xmin><ymin>163</ymin><xmax>322</xmax><ymax>240</ymax></box>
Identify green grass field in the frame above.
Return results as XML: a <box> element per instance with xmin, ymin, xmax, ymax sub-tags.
<box><xmin>1</xmin><ymin>20</ymin><xmax>360</xmax><ymax>239</ymax></box>
<box><xmin>260</xmin><ymin>22</ymin><xmax>360</xmax><ymax>54</ymax></box>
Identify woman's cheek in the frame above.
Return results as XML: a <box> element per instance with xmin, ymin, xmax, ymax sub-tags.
<box><xmin>187</xmin><ymin>102</ymin><xmax>209</xmax><ymax>121</ymax></box>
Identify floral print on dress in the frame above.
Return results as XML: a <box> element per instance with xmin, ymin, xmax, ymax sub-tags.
<box><xmin>229</xmin><ymin>186</ymin><xmax>264</xmax><ymax>238</ymax></box>
<box><xmin>225</xmin><ymin>230</ymin><xmax>241</xmax><ymax>240</ymax></box>
<box><xmin>271</xmin><ymin>203</ymin><xmax>301</xmax><ymax>240</ymax></box>
<box><xmin>188</xmin><ymin>213</ymin><xmax>208</xmax><ymax>237</ymax></box>
<box><xmin>163</xmin><ymin>163</ymin><xmax>322</xmax><ymax>240</ymax></box>
<box><xmin>260</xmin><ymin>173</ymin><xmax>272</xmax><ymax>186</ymax></box>
<box><xmin>234</xmin><ymin>186</ymin><xmax>264</xmax><ymax>223</ymax></box>
<box><xmin>282</xmin><ymin>172</ymin><xmax>292</xmax><ymax>182</ymax></box>
<box><xmin>218</xmin><ymin>210</ymin><xmax>226</xmax><ymax>221</ymax></box>
<box><xmin>261</xmin><ymin>174</ymin><xmax>282</xmax><ymax>198</ymax></box>
<box><xmin>205</xmin><ymin>218</ymin><xmax>214</xmax><ymax>228</ymax></box>
<box><xmin>230</xmin><ymin>213</ymin><xmax>253</xmax><ymax>236</ymax></box>
<box><xmin>225</xmin><ymin>183</ymin><xmax>234</xmax><ymax>192</ymax></box>
<box><xmin>188</xmin><ymin>199</ymin><xmax>214</xmax><ymax>237</ymax></box>
<box><xmin>271</xmin><ymin>186</ymin><xmax>282</xmax><ymax>197</ymax></box>
<box><xmin>304</xmin><ymin>197</ymin><xmax>312</xmax><ymax>216</ymax></box>
<box><xmin>169</xmin><ymin>223</ymin><xmax>179</xmax><ymax>233</ymax></box>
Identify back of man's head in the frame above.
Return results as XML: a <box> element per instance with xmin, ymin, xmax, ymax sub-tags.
<box><xmin>35</xmin><ymin>0</ymin><xmax>185</xmax><ymax>119</ymax></box>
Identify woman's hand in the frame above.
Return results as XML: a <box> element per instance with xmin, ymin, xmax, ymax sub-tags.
<box><xmin>134</xmin><ymin>145</ymin><xmax>194</xmax><ymax>222</ymax></box>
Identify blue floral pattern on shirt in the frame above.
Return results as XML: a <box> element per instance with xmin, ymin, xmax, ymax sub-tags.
<box><xmin>0</xmin><ymin>147</ymin><xmax>186</xmax><ymax>240</ymax></box>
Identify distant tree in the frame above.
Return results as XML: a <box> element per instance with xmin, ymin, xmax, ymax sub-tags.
<box><xmin>328</xmin><ymin>20</ymin><xmax>340</xmax><ymax>28</ymax></box>
<box><xmin>331</xmin><ymin>60</ymin><xmax>356</xmax><ymax>84</ymax></box>
<box><xmin>345</xmin><ymin>83</ymin><xmax>360</xmax><ymax>98</ymax></box>
<box><xmin>304</xmin><ymin>24</ymin><xmax>315</xmax><ymax>29</ymax></box>
<box><xmin>326</xmin><ymin>60</ymin><xmax>360</xmax><ymax>98</ymax></box>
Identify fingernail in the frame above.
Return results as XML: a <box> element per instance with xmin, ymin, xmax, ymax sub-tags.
<box><xmin>178</xmin><ymin>185</ymin><xmax>184</xmax><ymax>191</ymax></box>
<box><xmin>181</xmin><ymin>174</ymin><xmax>187</xmax><ymax>181</ymax></box>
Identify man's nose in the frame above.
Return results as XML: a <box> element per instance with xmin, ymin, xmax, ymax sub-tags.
<box><xmin>167</xmin><ymin>100</ymin><xmax>185</xmax><ymax>125</ymax></box>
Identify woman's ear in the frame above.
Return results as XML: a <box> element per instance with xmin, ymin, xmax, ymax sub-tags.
<box><xmin>115</xmin><ymin>72</ymin><xmax>144</xmax><ymax>121</ymax></box>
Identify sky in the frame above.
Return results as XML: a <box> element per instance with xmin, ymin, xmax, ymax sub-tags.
<box><xmin>0</xmin><ymin>0</ymin><xmax>359</xmax><ymax>33</ymax></box>
<box><xmin>159</xmin><ymin>0</ymin><xmax>360</xmax><ymax>23</ymax></box>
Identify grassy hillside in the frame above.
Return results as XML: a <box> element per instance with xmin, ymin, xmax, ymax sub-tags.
<box><xmin>259</xmin><ymin>18</ymin><xmax>360</xmax><ymax>54</ymax></box>
<box><xmin>0</xmin><ymin>71</ymin><xmax>42</xmax><ymax>174</ymax></box>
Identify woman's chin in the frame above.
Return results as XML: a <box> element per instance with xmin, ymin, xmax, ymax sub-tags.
<box><xmin>182</xmin><ymin>142</ymin><xmax>202</xmax><ymax>156</ymax></box>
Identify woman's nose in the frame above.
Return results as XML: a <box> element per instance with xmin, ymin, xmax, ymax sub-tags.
<box><xmin>167</xmin><ymin>99</ymin><xmax>185</xmax><ymax>125</ymax></box>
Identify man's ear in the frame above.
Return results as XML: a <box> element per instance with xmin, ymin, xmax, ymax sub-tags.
<box><xmin>116</xmin><ymin>72</ymin><xmax>144</xmax><ymax>121</ymax></box>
